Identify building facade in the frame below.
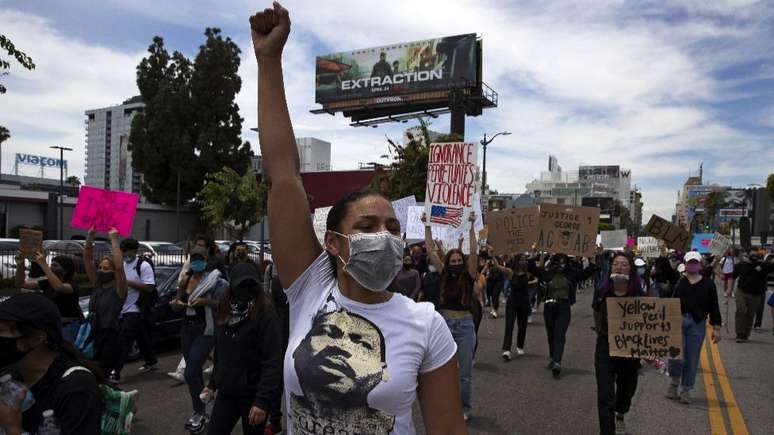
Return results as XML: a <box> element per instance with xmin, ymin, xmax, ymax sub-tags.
<box><xmin>84</xmin><ymin>96</ymin><xmax>145</xmax><ymax>195</ymax></box>
<box><xmin>296</xmin><ymin>137</ymin><xmax>331</xmax><ymax>172</ymax></box>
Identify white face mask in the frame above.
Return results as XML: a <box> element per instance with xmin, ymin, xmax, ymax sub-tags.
<box><xmin>332</xmin><ymin>231</ymin><xmax>404</xmax><ymax>292</ymax></box>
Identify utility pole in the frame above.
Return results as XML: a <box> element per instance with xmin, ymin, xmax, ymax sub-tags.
<box><xmin>50</xmin><ymin>146</ymin><xmax>73</xmax><ymax>239</ymax></box>
<box><xmin>480</xmin><ymin>131</ymin><xmax>511</xmax><ymax>215</ymax></box>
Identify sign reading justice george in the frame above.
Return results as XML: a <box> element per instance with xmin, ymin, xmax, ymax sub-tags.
<box><xmin>535</xmin><ymin>204</ymin><xmax>600</xmax><ymax>257</ymax></box>
<box><xmin>606</xmin><ymin>297</ymin><xmax>682</xmax><ymax>359</ymax></box>
<box><xmin>71</xmin><ymin>186</ymin><xmax>140</xmax><ymax>237</ymax></box>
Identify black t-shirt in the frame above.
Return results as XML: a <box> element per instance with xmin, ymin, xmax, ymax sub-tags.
<box><xmin>509</xmin><ymin>273</ymin><xmax>531</xmax><ymax>305</ymax></box>
<box><xmin>673</xmin><ymin>276</ymin><xmax>722</xmax><ymax>326</ymax></box>
<box><xmin>41</xmin><ymin>281</ymin><xmax>83</xmax><ymax>321</ymax></box>
<box><xmin>21</xmin><ymin>354</ymin><xmax>101</xmax><ymax>435</ymax></box>
<box><xmin>733</xmin><ymin>262</ymin><xmax>774</xmax><ymax>294</ymax></box>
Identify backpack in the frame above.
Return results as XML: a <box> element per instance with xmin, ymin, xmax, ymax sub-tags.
<box><xmin>62</xmin><ymin>367</ymin><xmax>139</xmax><ymax>435</ymax></box>
<box><xmin>134</xmin><ymin>257</ymin><xmax>158</xmax><ymax>312</ymax></box>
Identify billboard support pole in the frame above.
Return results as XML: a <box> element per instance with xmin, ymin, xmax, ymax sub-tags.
<box><xmin>450</xmin><ymin>108</ymin><xmax>465</xmax><ymax>138</ymax></box>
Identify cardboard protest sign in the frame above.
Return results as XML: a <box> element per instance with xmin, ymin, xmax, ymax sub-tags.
<box><xmin>637</xmin><ymin>237</ymin><xmax>660</xmax><ymax>258</ymax></box>
<box><xmin>312</xmin><ymin>206</ymin><xmax>332</xmax><ymax>244</ymax></box>
<box><xmin>19</xmin><ymin>229</ymin><xmax>43</xmax><ymax>259</ymax></box>
<box><xmin>71</xmin><ymin>186</ymin><xmax>140</xmax><ymax>237</ymax></box>
<box><xmin>644</xmin><ymin>215</ymin><xmax>692</xmax><ymax>251</ymax></box>
<box><xmin>391</xmin><ymin>195</ymin><xmax>417</xmax><ymax>234</ymax></box>
<box><xmin>600</xmin><ymin>230</ymin><xmax>628</xmax><ymax>250</ymax></box>
<box><xmin>485</xmin><ymin>207</ymin><xmax>540</xmax><ymax>255</ymax></box>
<box><xmin>425</xmin><ymin>142</ymin><xmax>477</xmax><ymax>228</ymax></box>
<box><xmin>606</xmin><ymin>297</ymin><xmax>682</xmax><ymax>359</ymax></box>
<box><xmin>709</xmin><ymin>232</ymin><xmax>732</xmax><ymax>257</ymax></box>
<box><xmin>535</xmin><ymin>204</ymin><xmax>600</xmax><ymax>257</ymax></box>
<box><xmin>690</xmin><ymin>233</ymin><xmax>714</xmax><ymax>254</ymax></box>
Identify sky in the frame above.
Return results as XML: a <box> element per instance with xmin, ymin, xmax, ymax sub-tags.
<box><xmin>1</xmin><ymin>0</ymin><xmax>773</xmax><ymax>223</ymax></box>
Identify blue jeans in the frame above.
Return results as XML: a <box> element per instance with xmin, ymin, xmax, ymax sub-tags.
<box><xmin>668</xmin><ymin>314</ymin><xmax>706</xmax><ymax>392</ymax></box>
<box><xmin>445</xmin><ymin>315</ymin><xmax>476</xmax><ymax>414</ymax></box>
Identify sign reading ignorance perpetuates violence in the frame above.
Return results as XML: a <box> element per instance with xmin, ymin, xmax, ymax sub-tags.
<box><xmin>486</xmin><ymin>207</ymin><xmax>540</xmax><ymax>255</ymax></box>
<box><xmin>535</xmin><ymin>204</ymin><xmax>600</xmax><ymax>257</ymax></box>
<box><xmin>644</xmin><ymin>215</ymin><xmax>692</xmax><ymax>251</ymax></box>
<box><xmin>71</xmin><ymin>186</ymin><xmax>140</xmax><ymax>237</ymax></box>
<box><xmin>425</xmin><ymin>142</ymin><xmax>477</xmax><ymax>228</ymax></box>
<box><xmin>606</xmin><ymin>297</ymin><xmax>682</xmax><ymax>359</ymax></box>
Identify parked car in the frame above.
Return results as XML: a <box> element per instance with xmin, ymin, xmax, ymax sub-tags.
<box><xmin>0</xmin><ymin>239</ymin><xmax>20</xmax><ymax>279</ymax></box>
<box><xmin>79</xmin><ymin>265</ymin><xmax>184</xmax><ymax>359</ymax></box>
<box><xmin>138</xmin><ymin>241</ymin><xmax>184</xmax><ymax>266</ymax></box>
<box><xmin>43</xmin><ymin>240</ymin><xmax>86</xmax><ymax>273</ymax></box>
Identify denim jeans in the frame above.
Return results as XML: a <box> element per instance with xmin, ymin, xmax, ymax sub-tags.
<box><xmin>668</xmin><ymin>313</ymin><xmax>706</xmax><ymax>392</ymax></box>
<box><xmin>445</xmin><ymin>315</ymin><xmax>476</xmax><ymax>414</ymax></box>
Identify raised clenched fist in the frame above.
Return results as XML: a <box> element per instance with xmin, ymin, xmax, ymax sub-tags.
<box><xmin>249</xmin><ymin>2</ymin><xmax>291</xmax><ymax>61</ymax></box>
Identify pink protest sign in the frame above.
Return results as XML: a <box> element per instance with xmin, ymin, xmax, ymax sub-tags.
<box><xmin>71</xmin><ymin>186</ymin><xmax>140</xmax><ymax>237</ymax></box>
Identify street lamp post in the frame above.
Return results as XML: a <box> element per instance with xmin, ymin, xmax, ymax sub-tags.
<box><xmin>480</xmin><ymin>131</ymin><xmax>511</xmax><ymax>212</ymax></box>
<box><xmin>50</xmin><ymin>146</ymin><xmax>73</xmax><ymax>239</ymax></box>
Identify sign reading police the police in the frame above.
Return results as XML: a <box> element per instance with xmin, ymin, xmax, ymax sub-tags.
<box><xmin>535</xmin><ymin>204</ymin><xmax>599</xmax><ymax>257</ymax></box>
<box><xmin>606</xmin><ymin>297</ymin><xmax>682</xmax><ymax>359</ymax></box>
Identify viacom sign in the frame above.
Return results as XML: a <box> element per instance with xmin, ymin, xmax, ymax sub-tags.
<box><xmin>15</xmin><ymin>153</ymin><xmax>68</xmax><ymax>169</ymax></box>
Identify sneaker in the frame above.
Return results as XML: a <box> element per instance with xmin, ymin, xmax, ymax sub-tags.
<box><xmin>501</xmin><ymin>351</ymin><xmax>512</xmax><ymax>362</ymax></box>
<box><xmin>138</xmin><ymin>363</ymin><xmax>158</xmax><ymax>374</ymax></box>
<box><xmin>551</xmin><ymin>363</ymin><xmax>561</xmax><ymax>379</ymax></box>
<box><xmin>527</xmin><ymin>316</ymin><xmax>533</xmax><ymax>324</ymax></box>
<box><xmin>463</xmin><ymin>413</ymin><xmax>470</xmax><ymax>422</ymax></box>
<box><xmin>108</xmin><ymin>370</ymin><xmax>121</xmax><ymax>385</ymax></box>
<box><xmin>516</xmin><ymin>348</ymin><xmax>525</xmax><ymax>356</ymax></box>
<box><xmin>167</xmin><ymin>371</ymin><xmax>185</xmax><ymax>384</ymax></box>
<box><xmin>615</xmin><ymin>413</ymin><xmax>626</xmax><ymax>435</ymax></box>
<box><xmin>186</xmin><ymin>413</ymin><xmax>207</xmax><ymax>433</ymax></box>
<box><xmin>736</xmin><ymin>336</ymin><xmax>748</xmax><ymax>343</ymax></box>
<box><xmin>666</xmin><ymin>384</ymin><xmax>679</xmax><ymax>400</ymax></box>
<box><xmin>490</xmin><ymin>309</ymin><xmax>498</xmax><ymax>318</ymax></box>
<box><xmin>679</xmin><ymin>390</ymin><xmax>692</xmax><ymax>405</ymax></box>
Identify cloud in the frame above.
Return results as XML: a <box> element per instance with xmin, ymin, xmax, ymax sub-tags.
<box><xmin>0</xmin><ymin>8</ymin><xmax>145</xmax><ymax>178</ymax></box>
<box><xmin>2</xmin><ymin>0</ymin><xmax>773</xmax><ymax>229</ymax></box>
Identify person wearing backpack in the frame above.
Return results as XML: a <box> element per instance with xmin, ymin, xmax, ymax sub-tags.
<box><xmin>113</xmin><ymin>238</ymin><xmax>158</xmax><ymax>384</ymax></box>
<box><xmin>0</xmin><ymin>293</ymin><xmax>102</xmax><ymax>435</ymax></box>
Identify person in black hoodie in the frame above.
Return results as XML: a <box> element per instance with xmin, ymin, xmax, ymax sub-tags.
<box><xmin>592</xmin><ymin>253</ymin><xmax>645</xmax><ymax>435</ymax></box>
<box><xmin>203</xmin><ymin>262</ymin><xmax>282</xmax><ymax>435</ymax></box>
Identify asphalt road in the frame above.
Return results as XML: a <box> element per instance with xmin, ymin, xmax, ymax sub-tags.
<box><xmin>122</xmin><ymin>280</ymin><xmax>773</xmax><ymax>434</ymax></box>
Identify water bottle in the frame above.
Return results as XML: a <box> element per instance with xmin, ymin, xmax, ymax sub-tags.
<box><xmin>37</xmin><ymin>409</ymin><xmax>62</xmax><ymax>435</ymax></box>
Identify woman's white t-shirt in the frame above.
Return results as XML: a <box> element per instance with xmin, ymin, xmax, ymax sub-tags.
<box><xmin>284</xmin><ymin>253</ymin><xmax>457</xmax><ymax>435</ymax></box>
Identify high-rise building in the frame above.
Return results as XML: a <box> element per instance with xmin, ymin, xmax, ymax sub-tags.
<box><xmin>84</xmin><ymin>96</ymin><xmax>144</xmax><ymax>195</ymax></box>
<box><xmin>296</xmin><ymin>137</ymin><xmax>331</xmax><ymax>172</ymax></box>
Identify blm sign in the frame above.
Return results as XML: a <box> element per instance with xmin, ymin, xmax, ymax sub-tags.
<box><xmin>644</xmin><ymin>215</ymin><xmax>691</xmax><ymax>251</ymax></box>
<box><xmin>606</xmin><ymin>297</ymin><xmax>682</xmax><ymax>359</ymax></box>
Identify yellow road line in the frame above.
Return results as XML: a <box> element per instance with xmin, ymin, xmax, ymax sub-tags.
<box><xmin>700</xmin><ymin>338</ymin><xmax>728</xmax><ymax>435</ymax></box>
<box><xmin>707</xmin><ymin>328</ymin><xmax>750</xmax><ymax>435</ymax></box>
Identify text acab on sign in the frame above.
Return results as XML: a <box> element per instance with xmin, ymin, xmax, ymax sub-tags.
<box><xmin>606</xmin><ymin>297</ymin><xmax>682</xmax><ymax>359</ymax></box>
<box><xmin>425</xmin><ymin>142</ymin><xmax>477</xmax><ymax>229</ymax></box>
<box><xmin>535</xmin><ymin>203</ymin><xmax>600</xmax><ymax>258</ymax></box>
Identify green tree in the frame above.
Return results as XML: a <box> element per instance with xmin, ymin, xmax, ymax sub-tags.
<box><xmin>369</xmin><ymin>119</ymin><xmax>462</xmax><ymax>200</ymax></box>
<box><xmin>1</xmin><ymin>35</ymin><xmax>35</xmax><ymax>142</ymax></box>
<box><xmin>130</xmin><ymin>29</ymin><xmax>252</xmax><ymax>205</ymax></box>
<box><xmin>66</xmin><ymin>175</ymin><xmax>81</xmax><ymax>188</ymax></box>
<box><xmin>767</xmin><ymin>173</ymin><xmax>774</xmax><ymax>202</ymax></box>
<box><xmin>598</xmin><ymin>223</ymin><xmax>616</xmax><ymax>232</ymax></box>
<box><xmin>199</xmin><ymin>167</ymin><xmax>266</xmax><ymax>240</ymax></box>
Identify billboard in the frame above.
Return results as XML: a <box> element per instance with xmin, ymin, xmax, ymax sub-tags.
<box><xmin>315</xmin><ymin>34</ymin><xmax>478</xmax><ymax>105</ymax></box>
<box><xmin>579</xmin><ymin>165</ymin><xmax>620</xmax><ymax>180</ymax></box>
<box><xmin>686</xmin><ymin>186</ymin><xmax>714</xmax><ymax>221</ymax></box>
<box><xmin>15</xmin><ymin>153</ymin><xmax>67</xmax><ymax>169</ymax></box>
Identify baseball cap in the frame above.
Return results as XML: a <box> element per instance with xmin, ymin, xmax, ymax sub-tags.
<box><xmin>684</xmin><ymin>251</ymin><xmax>702</xmax><ymax>263</ymax></box>
<box><xmin>0</xmin><ymin>293</ymin><xmax>63</xmax><ymax>345</ymax></box>
<box><xmin>230</xmin><ymin>262</ymin><xmax>261</xmax><ymax>288</ymax></box>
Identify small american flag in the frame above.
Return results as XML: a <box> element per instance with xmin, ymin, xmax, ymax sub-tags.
<box><xmin>430</xmin><ymin>205</ymin><xmax>463</xmax><ymax>227</ymax></box>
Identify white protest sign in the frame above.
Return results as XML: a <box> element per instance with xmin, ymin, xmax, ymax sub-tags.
<box><xmin>600</xmin><ymin>230</ymin><xmax>628</xmax><ymax>250</ymax></box>
<box><xmin>637</xmin><ymin>237</ymin><xmax>660</xmax><ymax>258</ymax></box>
<box><xmin>406</xmin><ymin>206</ymin><xmax>426</xmax><ymax>240</ymax></box>
<box><xmin>313</xmin><ymin>206</ymin><xmax>332</xmax><ymax>244</ymax></box>
<box><xmin>391</xmin><ymin>195</ymin><xmax>417</xmax><ymax>234</ymax></box>
<box><xmin>425</xmin><ymin>142</ymin><xmax>477</xmax><ymax>228</ymax></box>
<box><xmin>709</xmin><ymin>232</ymin><xmax>732</xmax><ymax>256</ymax></box>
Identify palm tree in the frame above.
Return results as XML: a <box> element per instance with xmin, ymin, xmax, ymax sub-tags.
<box><xmin>66</xmin><ymin>175</ymin><xmax>81</xmax><ymax>189</ymax></box>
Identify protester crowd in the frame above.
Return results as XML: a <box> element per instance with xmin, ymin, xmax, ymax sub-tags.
<box><xmin>1</xmin><ymin>3</ymin><xmax>773</xmax><ymax>435</ymax></box>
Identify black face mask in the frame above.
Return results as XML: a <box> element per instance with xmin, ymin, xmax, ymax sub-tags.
<box><xmin>38</xmin><ymin>279</ymin><xmax>51</xmax><ymax>292</ymax></box>
<box><xmin>0</xmin><ymin>336</ymin><xmax>30</xmax><ymax>367</ymax></box>
<box><xmin>232</xmin><ymin>283</ymin><xmax>259</xmax><ymax>302</ymax></box>
<box><xmin>97</xmin><ymin>271</ymin><xmax>115</xmax><ymax>284</ymax></box>
<box><xmin>448</xmin><ymin>264</ymin><xmax>464</xmax><ymax>276</ymax></box>
<box><xmin>237</xmin><ymin>252</ymin><xmax>247</xmax><ymax>260</ymax></box>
